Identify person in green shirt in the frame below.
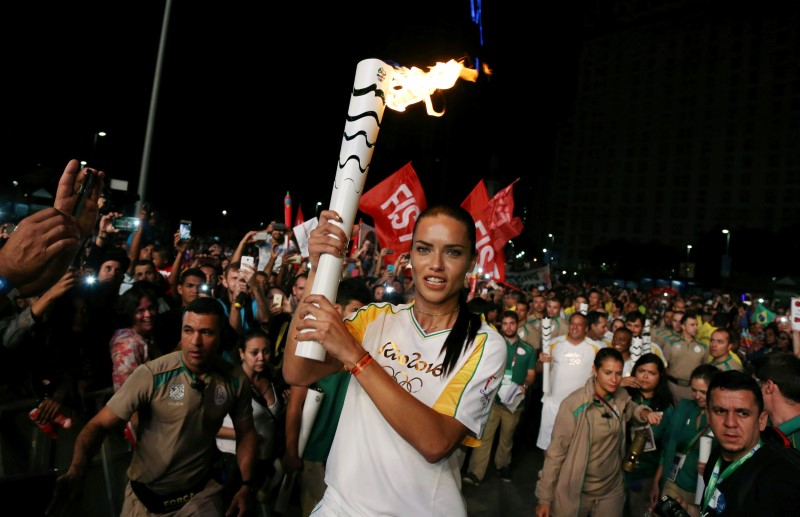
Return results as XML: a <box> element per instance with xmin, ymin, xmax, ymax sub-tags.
<box><xmin>650</xmin><ymin>364</ymin><xmax>719</xmax><ymax>514</ymax></box>
<box><xmin>753</xmin><ymin>351</ymin><xmax>800</xmax><ymax>450</ymax></box>
<box><xmin>463</xmin><ymin>310</ymin><xmax>535</xmax><ymax>485</ymax></box>
<box><xmin>621</xmin><ymin>353</ymin><xmax>675</xmax><ymax>517</ymax></box>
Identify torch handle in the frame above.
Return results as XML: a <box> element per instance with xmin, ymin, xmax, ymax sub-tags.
<box><xmin>296</xmin><ymin>244</ymin><xmax>347</xmax><ymax>361</ymax></box>
<box><xmin>694</xmin><ymin>436</ymin><xmax>713</xmax><ymax>505</ymax></box>
<box><xmin>643</xmin><ymin>318</ymin><xmax>652</xmax><ymax>354</ymax></box>
<box><xmin>541</xmin><ymin>318</ymin><xmax>552</xmax><ymax>395</ymax></box>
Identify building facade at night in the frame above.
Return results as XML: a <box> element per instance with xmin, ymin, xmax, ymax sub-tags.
<box><xmin>540</xmin><ymin>2</ymin><xmax>800</xmax><ymax>276</ymax></box>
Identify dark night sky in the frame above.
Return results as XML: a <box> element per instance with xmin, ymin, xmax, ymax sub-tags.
<box><xmin>1</xmin><ymin>1</ymin><xmax>578</xmax><ymax>239</ymax></box>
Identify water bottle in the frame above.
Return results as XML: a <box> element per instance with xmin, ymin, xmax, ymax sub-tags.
<box><xmin>29</xmin><ymin>406</ymin><xmax>72</xmax><ymax>439</ymax></box>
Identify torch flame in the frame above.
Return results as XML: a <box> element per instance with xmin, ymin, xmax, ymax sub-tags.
<box><xmin>385</xmin><ymin>59</ymin><xmax>479</xmax><ymax>117</ymax></box>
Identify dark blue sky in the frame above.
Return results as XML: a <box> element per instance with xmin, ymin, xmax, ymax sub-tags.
<box><xmin>2</xmin><ymin>1</ymin><xmax>578</xmax><ymax>237</ymax></box>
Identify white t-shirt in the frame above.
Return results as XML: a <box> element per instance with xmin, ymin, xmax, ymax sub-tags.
<box><xmin>318</xmin><ymin>302</ymin><xmax>506</xmax><ymax>517</ymax></box>
<box><xmin>216</xmin><ymin>384</ymin><xmax>281</xmax><ymax>460</ymax></box>
<box><xmin>537</xmin><ymin>336</ymin><xmax>604</xmax><ymax>450</ymax></box>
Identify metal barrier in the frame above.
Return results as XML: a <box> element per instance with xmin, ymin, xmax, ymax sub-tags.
<box><xmin>0</xmin><ymin>388</ymin><xmax>130</xmax><ymax>516</ymax></box>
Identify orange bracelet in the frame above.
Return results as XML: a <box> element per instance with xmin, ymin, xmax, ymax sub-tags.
<box><xmin>350</xmin><ymin>352</ymin><xmax>374</xmax><ymax>377</ymax></box>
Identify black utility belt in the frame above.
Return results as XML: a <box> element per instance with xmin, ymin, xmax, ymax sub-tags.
<box><xmin>130</xmin><ymin>475</ymin><xmax>210</xmax><ymax>514</ymax></box>
<box><xmin>667</xmin><ymin>375</ymin><xmax>690</xmax><ymax>387</ymax></box>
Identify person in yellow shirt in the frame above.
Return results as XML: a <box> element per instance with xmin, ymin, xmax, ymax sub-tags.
<box><xmin>563</xmin><ymin>293</ymin><xmax>588</xmax><ymax>318</ymax></box>
<box><xmin>707</xmin><ymin>328</ymin><xmax>743</xmax><ymax>371</ymax></box>
<box><xmin>696</xmin><ymin>311</ymin><xmax>729</xmax><ymax>347</ymax></box>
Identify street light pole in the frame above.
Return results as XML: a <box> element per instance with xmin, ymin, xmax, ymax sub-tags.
<box><xmin>685</xmin><ymin>244</ymin><xmax>693</xmax><ymax>279</ymax></box>
<box><xmin>91</xmin><ymin>131</ymin><xmax>107</xmax><ymax>165</ymax></box>
<box><xmin>721</xmin><ymin>229</ymin><xmax>732</xmax><ymax>281</ymax></box>
<box><xmin>722</xmin><ymin>229</ymin><xmax>730</xmax><ymax>255</ymax></box>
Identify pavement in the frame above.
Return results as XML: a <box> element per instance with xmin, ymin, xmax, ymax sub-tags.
<box><xmin>463</xmin><ymin>404</ymin><xmax>544</xmax><ymax>517</ymax></box>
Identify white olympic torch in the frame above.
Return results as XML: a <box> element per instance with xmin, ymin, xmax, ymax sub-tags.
<box><xmin>296</xmin><ymin>59</ymin><xmax>393</xmax><ymax>360</ymax></box>
<box><xmin>643</xmin><ymin>318</ymin><xmax>652</xmax><ymax>355</ymax></box>
<box><xmin>630</xmin><ymin>336</ymin><xmax>643</xmax><ymax>366</ymax></box>
<box><xmin>541</xmin><ymin>318</ymin><xmax>553</xmax><ymax>394</ymax></box>
<box><xmin>695</xmin><ymin>435</ymin><xmax>713</xmax><ymax>504</ymax></box>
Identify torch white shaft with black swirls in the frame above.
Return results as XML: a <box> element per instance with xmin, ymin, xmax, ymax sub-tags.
<box><xmin>541</xmin><ymin>318</ymin><xmax>553</xmax><ymax>394</ymax></box>
<box><xmin>630</xmin><ymin>318</ymin><xmax>652</xmax><ymax>372</ymax></box>
<box><xmin>296</xmin><ymin>58</ymin><xmax>393</xmax><ymax>361</ymax></box>
<box><xmin>643</xmin><ymin>318</ymin><xmax>652</xmax><ymax>354</ymax></box>
<box><xmin>630</xmin><ymin>336</ymin><xmax>643</xmax><ymax>366</ymax></box>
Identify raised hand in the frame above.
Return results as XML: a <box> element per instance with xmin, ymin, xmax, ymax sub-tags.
<box><xmin>307</xmin><ymin>210</ymin><xmax>347</xmax><ymax>268</ymax></box>
<box><xmin>0</xmin><ymin>208</ymin><xmax>81</xmax><ymax>297</ymax></box>
<box><xmin>53</xmin><ymin>159</ymin><xmax>104</xmax><ymax>240</ymax></box>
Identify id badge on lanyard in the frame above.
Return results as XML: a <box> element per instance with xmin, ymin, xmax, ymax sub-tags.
<box><xmin>667</xmin><ymin>452</ymin><xmax>686</xmax><ymax>482</ymax></box>
<box><xmin>502</xmin><ymin>345</ymin><xmax>519</xmax><ymax>386</ymax></box>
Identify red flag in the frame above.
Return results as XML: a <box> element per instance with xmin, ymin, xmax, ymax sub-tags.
<box><xmin>358</xmin><ymin>162</ymin><xmax>427</xmax><ymax>255</ymax></box>
<box><xmin>461</xmin><ymin>179</ymin><xmax>490</xmax><ymax>216</ymax></box>
<box><xmin>482</xmin><ymin>179</ymin><xmax>524</xmax><ymax>250</ymax></box>
<box><xmin>461</xmin><ymin>179</ymin><xmax>524</xmax><ymax>282</ymax></box>
<box><xmin>294</xmin><ymin>204</ymin><xmax>304</xmax><ymax>228</ymax></box>
<box><xmin>462</xmin><ymin>180</ymin><xmax>503</xmax><ymax>281</ymax></box>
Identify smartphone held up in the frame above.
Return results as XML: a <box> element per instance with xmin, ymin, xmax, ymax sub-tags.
<box><xmin>179</xmin><ymin>220</ymin><xmax>192</xmax><ymax>241</ymax></box>
<box><xmin>112</xmin><ymin>217</ymin><xmax>141</xmax><ymax>232</ymax></box>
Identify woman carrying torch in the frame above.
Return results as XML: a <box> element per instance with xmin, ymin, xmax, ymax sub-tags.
<box><xmin>282</xmin><ymin>205</ymin><xmax>506</xmax><ymax>516</ymax></box>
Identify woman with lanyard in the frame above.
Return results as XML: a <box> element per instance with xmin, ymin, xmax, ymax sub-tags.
<box><xmin>699</xmin><ymin>371</ymin><xmax>800</xmax><ymax>516</ymax></box>
<box><xmin>281</xmin><ymin>205</ymin><xmax>507</xmax><ymax>516</ymax></box>
<box><xmin>535</xmin><ymin>348</ymin><xmax>663</xmax><ymax>517</ymax></box>
<box><xmin>620</xmin><ymin>352</ymin><xmax>675</xmax><ymax>516</ymax></box>
<box><xmin>650</xmin><ymin>364</ymin><xmax>719</xmax><ymax>514</ymax></box>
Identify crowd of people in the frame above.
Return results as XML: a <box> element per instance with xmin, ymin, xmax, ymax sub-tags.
<box><xmin>468</xmin><ymin>269</ymin><xmax>800</xmax><ymax>515</ymax></box>
<box><xmin>2</xmin><ymin>160</ymin><xmax>800</xmax><ymax>516</ymax></box>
